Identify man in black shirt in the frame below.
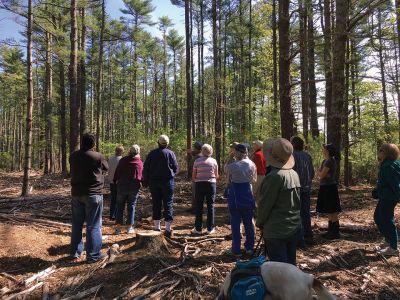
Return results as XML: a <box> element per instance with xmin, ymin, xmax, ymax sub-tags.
<box><xmin>69</xmin><ymin>133</ymin><xmax>108</xmax><ymax>262</ymax></box>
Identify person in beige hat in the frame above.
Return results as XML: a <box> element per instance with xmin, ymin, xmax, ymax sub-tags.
<box><xmin>256</xmin><ymin>138</ymin><xmax>301</xmax><ymax>265</ymax></box>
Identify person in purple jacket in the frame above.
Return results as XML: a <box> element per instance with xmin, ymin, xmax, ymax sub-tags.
<box><xmin>143</xmin><ymin>135</ymin><xmax>179</xmax><ymax>237</ymax></box>
<box><xmin>113</xmin><ymin>144</ymin><xmax>143</xmax><ymax>235</ymax></box>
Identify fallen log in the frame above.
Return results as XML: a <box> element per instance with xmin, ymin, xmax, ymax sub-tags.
<box><xmin>24</xmin><ymin>266</ymin><xmax>57</xmax><ymax>286</ymax></box>
<box><xmin>61</xmin><ymin>284</ymin><xmax>102</xmax><ymax>300</ymax></box>
<box><xmin>4</xmin><ymin>281</ymin><xmax>44</xmax><ymax>300</ymax></box>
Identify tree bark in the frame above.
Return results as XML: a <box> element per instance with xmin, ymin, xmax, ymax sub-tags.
<box><xmin>278</xmin><ymin>0</ymin><xmax>294</xmax><ymax>139</ymax></box>
<box><xmin>44</xmin><ymin>29</ymin><xmax>53</xmax><ymax>174</ymax></box>
<box><xmin>22</xmin><ymin>0</ymin><xmax>33</xmax><ymax>196</ymax></box>
<box><xmin>185</xmin><ymin>0</ymin><xmax>193</xmax><ymax>178</ymax></box>
<box><xmin>59</xmin><ymin>60</ymin><xmax>67</xmax><ymax>175</ymax></box>
<box><xmin>69</xmin><ymin>0</ymin><xmax>80</xmax><ymax>154</ymax></box>
<box><xmin>95</xmin><ymin>0</ymin><xmax>105</xmax><ymax>151</ymax></box>
<box><xmin>307</xmin><ymin>0</ymin><xmax>319</xmax><ymax>139</ymax></box>
<box><xmin>327</xmin><ymin>0</ymin><xmax>349</xmax><ymax>152</ymax></box>
<box><xmin>272</xmin><ymin>0</ymin><xmax>279</xmax><ymax>135</ymax></box>
<box><xmin>79</xmin><ymin>7</ymin><xmax>87</xmax><ymax>137</ymax></box>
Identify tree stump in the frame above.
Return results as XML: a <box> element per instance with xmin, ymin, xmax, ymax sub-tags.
<box><xmin>135</xmin><ymin>231</ymin><xmax>170</xmax><ymax>253</ymax></box>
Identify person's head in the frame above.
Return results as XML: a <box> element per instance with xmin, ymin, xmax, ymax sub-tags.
<box><xmin>158</xmin><ymin>134</ymin><xmax>169</xmax><ymax>148</ymax></box>
<box><xmin>378</xmin><ymin>143</ymin><xmax>400</xmax><ymax>162</ymax></box>
<box><xmin>129</xmin><ymin>144</ymin><xmax>140</xmax><ymax>156</ymax></box>
<box><xmin>81</xmin><ymin>133</ymin><xmax>96</xmax><ymax>150</ymax></box>
<box><xmin>290</xmin><ymin>136</ymin><xmax>304</xmax><ymax>151</ymax></box>
<box><xmin>193</xmin><ymin>141</ymin><xmax>203</xmax><ymax>152</ymax></box>
<box><xmin>323</xmin><ymin>144</ymin><xmax>340</xmax><ymax>160</ymax></box>
<box><xmin>201</xmin><ymin>144</ymin><xmax>213</xmax><ymax>157</ymax></box>
<box><xmin>229</xmin><ymin>142</ymin><xmax>239</xmax><ymax>154</ymax></box>
<box><xmin>115</xmin><ymin>145</ymin><xmax>124</xmax><ymax>156</ymax></box>
<box><xmin>262</xmin><ymin>138</ymin><xmax>295</xmax><ymax>170</ymax></box>
<box><xmin>252</xmin><ymin>140</ymin><xmax>263</xmax><ymax>151</ymax></box>
<box><xmin>234</xmin><ymin>144</ymin><xmax>248</xmax><ymax>160</ymax></box>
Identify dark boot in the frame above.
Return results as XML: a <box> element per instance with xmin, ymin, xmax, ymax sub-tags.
<box><xmin>324</xmin><ymin>221</ymin><xmax>340</xmax><ymax>240</ymax></box>
<box><xmin>321</xmin><ymin>221</ymin><xmax>332</xmax><ymax>238</ymax></box>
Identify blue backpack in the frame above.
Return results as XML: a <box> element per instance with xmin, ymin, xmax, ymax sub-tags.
<box><xmin>229</xmin><ymin>256</ymin><xmax>268</xmax><ymax>300</ymax></box>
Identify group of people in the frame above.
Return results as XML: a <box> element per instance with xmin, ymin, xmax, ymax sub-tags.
<box><xmin>68</xmin><ymin>132</ymin><xmax>400</xmax><ymax>265</ymax></box>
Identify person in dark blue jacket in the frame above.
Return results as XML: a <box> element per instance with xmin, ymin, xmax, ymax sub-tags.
<box><xmin>374</xmin><ymin>143</ymin><xmax>400</xmax><ymax>256</ymax></box>
<box><xmin>143</xmin><ymin>135</ymin><xmax>179</xmax><ymax>237</ymax></box>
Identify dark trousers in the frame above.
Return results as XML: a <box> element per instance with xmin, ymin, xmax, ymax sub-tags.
<box><xmin>116</xmin><ymin>184</ymin><xmax>140</xmax><ymax>226</ymax></box>
<box><xmin>264</xmin><ymin>227</ymin><xmax>301</xmax><ymax>265</ymax></box>
<box><xmin>230</xmin><ymin>209</ymin><xmax>255</xmax><ymax>254</ymax></box>
<box><xmin>71</xmin><ymin>195</ymin><xmax>103</xmax><ymax>261</ymax></box>
<box><xmin>109</xmin><ymin>183</ymin><xmax>117</xmax><ymax>219</ymax></box>
<box><xmin>150</xmin><ymin>179</ymin><xmax>174</xmax><ymax>221</ymax></box>
<box><xmin>300</xmin><ymin>189</ymin><xmax>313</xmax><ymax>238</ymax></box>
<box><xmin>374</xmin><ymin>199</ymin><xmax>398</xmax><ymax>249</ymax></box>
<box><xmin>194</xmin><ymin>181</ymin><xmax>216</xmax><ymax>231</ymax></box>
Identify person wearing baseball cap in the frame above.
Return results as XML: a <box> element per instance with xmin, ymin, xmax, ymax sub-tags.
<box><xmin>143</xmin><ymin>135</ymin><xmax>179</xmax><ymax>237</ymax></box>
<box><xmin>256</xmin><ymin>138</ymin><xmax>301</xmax><ymax>265</ymax></box>
<box><xmin>224</xmin><ymin>143</ymin><xmax>257</xmax><ymax>256</ymax></box>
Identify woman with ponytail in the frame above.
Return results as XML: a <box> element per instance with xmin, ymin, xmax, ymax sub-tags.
<box><xmin>316</xmin><ymin>144</ymin><xmax>341</xmax><ymax>239</ymax></box>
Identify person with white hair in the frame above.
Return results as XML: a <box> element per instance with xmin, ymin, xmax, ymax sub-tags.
<box><xmin>143</xmin><ymin>135</ymin><xmax>179</xmax><ymax>237</ymax></box>
<box><xmin>191</xmin><ymin>144</ymin><xmax>219</xmax><ymax>235</ymax></box>
<box><xmin>113</xmin><ymin>144</ymin><xmax>143</xmax><ymax>234</ymax></box>
<box><xmin>224</xmin><ymin>144</ymin><xmax>257</xmax><ymax>256</ymax></box>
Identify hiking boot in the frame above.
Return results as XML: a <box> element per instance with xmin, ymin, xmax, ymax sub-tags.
<box><xmin>323</xmin><ymin>221</ymin><xmax>340</xmax><ymax>240</ymax></box>
<box><xmin>245</xmin><ymin>249</ymin><xmax>254</xmax><ymax>256</ymax></box>
<box><xmin>164</xmin><ymin>230</ymin><xmax>173</xmax><ymax>238</ymax></box>
<box><xmin>191</xmin><ymin>228</ymin><xmax>202</xmax><ymax>235</ymax></box>
<box><xmin>379</xmin><ymin>246</ymin><xmax>399</xmax><ymax>256</ymax></box>
<box><xmin>127</xmin><ymin>227</ymin><xmax>135</xmax><ymax>234</ymax></box>
<box><xmin>224</xmin><ymin>249</ymin><xmax>241</xmax><ymax>257</ymax></box>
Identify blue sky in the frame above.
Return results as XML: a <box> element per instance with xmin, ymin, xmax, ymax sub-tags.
<box><xmin>0</xmin><ymin>0</ymin><xmax>186</xmax><ymax>43</ymax></box>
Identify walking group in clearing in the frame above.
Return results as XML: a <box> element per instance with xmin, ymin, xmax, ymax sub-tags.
<box><xmin>69</xmin><ymin>132</ymin><xmax>400</xmax><ymax>267</ymax></box>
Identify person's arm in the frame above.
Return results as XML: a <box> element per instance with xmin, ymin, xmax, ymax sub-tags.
<box><xmin>113</xmin><ymin>160</ymin><xmax>121</xmax><ymax>183</ymax></box>
<box><xmin>256</xmin><ymin>173</ymin><xmax>281</xmax><ymax>229</ymax></box>
<box><xmin>251</xmin><ymin>162</ymin><xmax>257</xmax><ymax>183</ymax></box>
<box><xmin>170</xmin><ymin>152</ymin><xmax>179</xmax><ymax>174</ymax></box>
<box><xmin>215</xmin><ymin>162</ymin><xmax>219</xmax><ymax>180</ymax></box>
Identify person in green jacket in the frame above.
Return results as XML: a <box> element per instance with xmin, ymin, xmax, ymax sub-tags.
<box><xmin>256</xmin><ymin>138</ymin><xmax>301</xmax><ymax>265</ymax></box>
<box><xmin>374</xmin><ymin>143</ymin><xmax>400</xmax><ymax>256</ymax></box>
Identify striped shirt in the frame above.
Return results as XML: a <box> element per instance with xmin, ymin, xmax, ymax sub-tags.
<box><xmin>193</xmin><ymin>156</ymin><xmax>218</xmax><ymax>182</ymax></box>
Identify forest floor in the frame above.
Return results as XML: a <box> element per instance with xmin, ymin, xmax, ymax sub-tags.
<box><xmin>0</xmin><ymin>171</ymin><xmax>400</xmax><ymax>300</ymax></box>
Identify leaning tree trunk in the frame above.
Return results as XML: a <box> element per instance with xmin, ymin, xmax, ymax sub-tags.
<box><xmin>22</xmin><ymin>0</ymin><xmax>34</xmax><ymax>196</ymax></box>
<box><xmin>278</xmin><ymin>0</ymin><xmax>294</xmax><ymax>139</ymax></box>
<box><xmin>328</xmin><ymin>0</ymin><xmax>349</xmax><ymax>153</ymax></box>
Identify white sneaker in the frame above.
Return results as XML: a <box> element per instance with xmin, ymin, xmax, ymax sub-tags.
<box><xmin>207</xmin><ymin>228</ymin><xmax>216</xmax><ymax>235</ymax></box>
<box><xmin>379</xmin><ymin>246</ymin><xmax>399</xmax><ymax>256</ymax></box>
<box><xmin>191</xmin><ymin>228</ymin><xmax>202</xmax><ymax>235</ymax></box>
<box><xmin>127</xmin><ymin>227</ymin><xmax>135</xmax><ymax>234</ymax></box>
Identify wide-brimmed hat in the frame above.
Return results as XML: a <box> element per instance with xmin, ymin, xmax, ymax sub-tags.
<box><xmin>252</xmin><ymin>140</ymin><xmax>263</xmax><ymax>149</ymax></box>
<box><xmin>263</xmin><ymin>138</ymin><xmax>295</xmax><ymax>169</ymax></box>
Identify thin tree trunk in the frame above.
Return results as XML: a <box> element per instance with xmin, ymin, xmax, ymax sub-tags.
<box><xmin>22</xmin><ymin>0</ymin><xmax>34</xmax><ymax>196</ymax></box>
<box><xmin>272</xmin><ymin>0</ymin><xmax>279</xmax><ymax>135</ymax></box>
<box><xmin>59</xmin><ymin>60</ymin><xmax>67</xmax><ymax>175</ymax></box>
<box><xmin>279</xmin><ymin>0</ymin><xmax>294</xmax><ymax>139</ymax></box>
<box><xmin>299</xmin><ymin>0</ymin><xmax>310</xmax><ymax>140</ymax></box>
<box><xmin>307</xmin><ymin>0</ymin><xmax>319</xmax><ymax>139</ymax></box>
<box><xmin>95</xmin><ymin>0</ymin><xmax>105</xmax><ymax>151</ymax></box>
<box><xmin>44</xmin><ymin>30</ymin><xmax>53</xmax><ymax>174</ymax></box>
<box><xmin>322</xmin><ymin>0</ymin><xmax>332</xmax><ymax>143</ymax></box>
<box><xmin>79</xmin><ymin>7</ymin><xmax>87</xmax><ymax>137</ymax></box>
<box><xmin>69</xmin><ymin>0</ymin><xmax>80</xmax><ymax>154</ymax></box>
<box><xmin>200</xmin><ymin>0</ymin><xmax>205</xmax><ymax>135</ymax></box>
<box><xmin>185</xmin><ymin>0</ymin><xmax>193</xmax><ymax>178</ymax></box>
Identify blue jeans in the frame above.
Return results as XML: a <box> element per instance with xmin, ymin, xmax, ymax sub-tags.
<box><xmin>264</xmin><ymin>227</ymin><xmax>301</xmax><ymax>265</ymax></box>
<box><xmin>194</xmin><ymin>182</ymin><xmax>216</xmax><ymax>231</ymax></box>
<box><xmin>109</xmin><ymin>183</ymin><xmax>117</xmax><ymax>220</ymax></box>
<box><xmin>71</xmin><ymin>195</ymin><xmax>103</xmax><ymax>261</ymax></box>
<box><xmin>300</xmin><ymin>189</ymin><xmax>313</xmax><ymax>238</ymax></box>
<box><xmin>374</xmin><ymin>199</ymin><xmax>398</xmax><ymax>249</ymax></box>
<box><xmin>150</xmin><ymin>179</ymin><xmax>174</xmax><ymax>221</ymax></box>
<box><xmin>116</xmin><ymin>185</ymin><xmax>140</xmax><ymax>225</ymax></box>
<box><xmin>230</xmin><ymin>209</ymin><xmax>254</xmax><ymax>254</ymax></box>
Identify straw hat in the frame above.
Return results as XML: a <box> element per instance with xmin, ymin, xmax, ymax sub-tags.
<box><xmin>263</xmin><ymin>138</ymin><xmax>295</xmax><ymax>169</ymax></box>
<box><xmin>158</xmin><ymin>135</ymin><xmax>169</xmax><ymax>145</ymax></box>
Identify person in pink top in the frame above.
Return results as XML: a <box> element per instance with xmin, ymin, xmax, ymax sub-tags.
<box><xmin>191</xmin><ymin>144</ymin><xmax>219</xmax><ymax>235</ymax></box>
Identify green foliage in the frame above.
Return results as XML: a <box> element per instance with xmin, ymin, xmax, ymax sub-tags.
<box><xmin>0</xmin><ymin>152</ymin><xmax>12</xmax><ymax>170</ymax></box>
